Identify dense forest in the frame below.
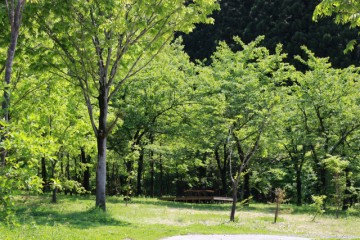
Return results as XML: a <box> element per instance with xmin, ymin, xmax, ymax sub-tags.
<box><xmin>1</xmin><ymin>0</ymin><xmax>360</xmax><ymax>222</ymax></box>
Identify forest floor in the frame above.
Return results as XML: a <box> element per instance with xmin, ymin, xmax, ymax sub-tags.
<box><xmin>0</xmin><ymin>194</ymin><xmax>359</xmax><ymax>240</ymax></box>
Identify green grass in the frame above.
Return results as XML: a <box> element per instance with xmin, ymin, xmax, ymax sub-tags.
<box><xmin>0</xmin><ymin>194</ymin><xmax>359</xmax><ymax>240</ymax></box>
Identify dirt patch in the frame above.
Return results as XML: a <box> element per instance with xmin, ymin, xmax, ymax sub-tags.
<box><xmin>161</xmin><ymin>234</ymin><xmax>311</xmax><ymax>240</ymax></box>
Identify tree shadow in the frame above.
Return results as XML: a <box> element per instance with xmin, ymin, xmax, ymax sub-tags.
<box><xmin>16</xmin><ymin>206</ymin><xmax>130</xmax><ymax>229</ymax></box>
<box><xmin>115</xmin><ymin>197</ymin><xmax>234</xmax><ymax>212</ymax></box>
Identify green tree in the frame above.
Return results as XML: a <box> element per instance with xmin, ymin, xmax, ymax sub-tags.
<box><xmin>108</xmin><ymin>41</ymin><xmax>194</xmax><ymax>195</ymax></box>
<box><xmin>207</xmin><ymin>37</ymin><xmax>293</xmax><ymax>221</ymax></box>
<box><xmin>291</xmin><ymin>48</ymin><xmax>360</xmax><ymax>202</ymax></box>
<box><xmin>32</xmin><ymin>0</ymin><xmax>218</xmax><ymax>210</ymax></box>
<box><xmin>1</xmin><ymin>0</ymin><xmax>26</xmax><ymax>165</ymax></box>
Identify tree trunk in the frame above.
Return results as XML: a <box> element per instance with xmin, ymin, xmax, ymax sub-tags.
<box><xmin>52</xmin><ymin>187</ymin><xmax>58</xmax><ymax>203</ymax></box>
<box><xmin>83</xmin><ymin>154</ymin><xmax>90</xmax><ymax>191</ymax></box>
<box><xmin>51</xmin><ymin>160</ymin><xmax>57</xmax><ymax>203</ymax></box>
<box><xmin>296</xmin><ymin>168</ymin><xmax>302</xmax><ymax>206</ymax></box>
<box><xmin>95</xmin><ymin>83</ymin><xmax>108</xmax><ymax>211</ymax></box>
<box><xmin>41</xmin><ymin>157</ymin><xmax>47</xmax><ymax>192</ymax></box>
<box><xmin>150</xmin><ymin>156</ymin><xmax>155</xmax><ymax>197</ymax></box>
<box><xmin>136</xmin><ymin>149</ymin><xmax>144</xmax><ymax>196</ymax></box>
<box><xmin>96</xmin><ymin>134</ymin><xmax>107</xmax><ymax>210</ymax></box>
<box><xmin>274</xmin><ymin>201</ymin><xmax>279</xmax><ymax>223</ymax></box>
<box><xmin>159</xmin><ymin>154</ymin><xmax>163</xmax><ymax>197</ymax></box>
<box><xmin>230</xmin><ymin>181</ymin><xmax>238</xmax><ymax>222</ymax></box>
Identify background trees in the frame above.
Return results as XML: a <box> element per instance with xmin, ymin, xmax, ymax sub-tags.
<box><xmin>182</xmin><ymin>0</ymin><xmax>360</xmax><ymax>68</ymax></box>
<box><xmin>0</xmin><ymin>0</ymin><xmax>359</xmax><ymax>221</ymax></box>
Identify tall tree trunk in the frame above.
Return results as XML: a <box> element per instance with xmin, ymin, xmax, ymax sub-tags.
<box><xmin>150</xmin><ymin>155</ymin><xmax>155</xmax><ymax>197</ymax></box>
<box><xmin>136</xmin><ymin>148</ymin><xmax>144</xmax><ymax>196</ymax></box>
<box><xmin>159</xmin><ymin>154</ymin><xmax>163</xmax><ymax>197</ymax></box>
<box><xmin>51</xmin><ymin>160</ymin><xmax>57</xmax><ymax>203</ymax></box>
<box><xmin>149</xmin><ymin>135</ymin><xmax>155</xmax><ymax>197</ymax></box>
<box><xmin>96</xmin><ymin>134</ymin><xmax>107</xmax><ymax>210</ymax></box>
<box><xmin>74</xmin><ymin>154</ymin><xmax>78</xmax><ymax>182</ymax></box>
<box><xmin>296</xmin><ymin>167</ymin><xmax>302</xmax><ymax>206</ymax></box>
<box><xmin>95</xmin><ymin>86</ymin><xmax>108</xmax><ymax>210</ymax></box>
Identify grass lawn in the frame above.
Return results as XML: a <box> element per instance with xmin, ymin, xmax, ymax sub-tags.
<box><xmin>0</xmin><ymin>194</ymin><xmax>359</xmax><ymax>240</ymax></box>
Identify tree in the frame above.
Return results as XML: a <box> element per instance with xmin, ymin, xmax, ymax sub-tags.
<box><xmin>1</xmin><ymin>0</ymin><xmax>26</xmax><ymax>165</ymax></box>
<box><xmin>108</xmin><ymin>40</ymin><xmax>201</xmax><ymax>196</ymax></box>
<box><xmin>32</xmin><ymin>0</ymin><xmax>218</xmax><ymax>211</ymax></box>
<box><xmin>208</xmin><ymin>37</ymin><xmax>293</xmax><ymax>221</ymax></box>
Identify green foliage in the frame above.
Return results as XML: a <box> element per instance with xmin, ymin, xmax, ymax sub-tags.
<box><xmin>314</xmin><ymin>0</ymin><xmax>360</xmax><ymax>28</ymax></box>
<box><xmin>0</xmin><ymin>166</ymin><xmax>43</xmax><ymax>225</ymax></box>
<box><xmin>322</xmin><ymin>155</ymin><xmax>349</xmax><ymax>175</ymax></box>
<box><xmin>314</xmin><ymin>0</ymin><xmax>360</xmax><ymax>52</ymax></box>
<box><xmin>182</xmin><ymin>0</ymin><xmax>360</xmax><ymax>68</ymax></box>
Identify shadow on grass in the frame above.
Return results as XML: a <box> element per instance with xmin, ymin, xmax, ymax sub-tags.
<box><xmin>16</xmin><ymin>206</ymin><xmax>130</xmax><ymax>229</ymax></box>
<box><xmin>117</xmin><ymin>197</ymin><xmax>360</xmax><ymax>218</ymax></box>
<box><xmin>126</xmin><ymin>197</ymin><xmax>234</xmax><ymax>212</ymax></box>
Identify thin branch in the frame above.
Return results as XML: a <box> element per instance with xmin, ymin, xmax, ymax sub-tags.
<box><xmin>107</xmin><ymin>9</ymin><xmax>180</xmax><ymax>98</ymax></box>
<box><xmin>77</xmin><ymin>77</ymin><xmax>98</xmax><ymax>136</ymax></box>
<box><xmin>329</xmin><ymin>124</ymin><xmax>360</xmax><ymax>155</ymax></box>
<box><xmin>105</xmin><ymin>113</ymin><xmax>121</xmax><ymax>136</ymax></box>
<box><xmin>104</xmin><ymin>30</ymin><xmax>112</xmax><ymax>81</ymax></box>
<box><xmin>227</xmin><ymin>128</ymin><xmax>235</xmax><ymax>183</ymax></box>
<box><xmin>108</xmin><ymin>33</ymin><xmax>172</xmax><ymax>102</ymax></box>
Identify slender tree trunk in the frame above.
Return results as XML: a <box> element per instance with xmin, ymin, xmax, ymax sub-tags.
<box><xmin>136</xmin><ymin>148</ymin><xmax>144</xmax><ymax>196</ymax></box>
<box><xmin>82</xmin><ymin>152</ymin><xmax>91</xmax><ymax>192</ymax></box>
<box><xmin>41</xmin><ymin>157</ymin><xmax>47</xmax><ymax>192</ymax></box>
<box><xmin>149</xmin><ymin>135</ymin><xmax>155</xmax><ymax>197</ymax></box>
<box><xmin>230</xmin><ymin>181</ymin><xmax>238</xmax><ymax>222</ymax></box>
<box><xmin>74</xmin><ymin>154</ymin><xmax>78</xmax><ymax>182</ymax></box>
<box><xmin>159</xmin><ymin>154</ymin><xmax>163</xmax><ymax>197</ymax></box>
<box><xmin>51</xmin><ymin>160</ymin><xmax>57</xmax><ymax>203</ymax></box>
<box><xmin>150</xmin><ymin>156</ymin><xmax>154</xmax><ymax>197</ymax></box>
<box><xmin>274</xmin><ymin>201</ymin><xmax>279</xmax><ymax>223</ymax></box>
<box><xmin>296</xmin><ymin>168</ymin><xmax>302</xmax><ymax>206</ymax></box>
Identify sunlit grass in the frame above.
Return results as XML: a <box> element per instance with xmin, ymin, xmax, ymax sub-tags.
<box><xmin>0</xmin><ymin>194</ymin><xmax>359</xmax><ymax>239</ymax></box>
